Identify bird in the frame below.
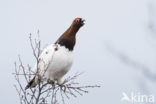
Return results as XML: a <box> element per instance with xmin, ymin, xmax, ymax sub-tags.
<box><xmin>25</xmin><ymin>18</ymin><xmax>85</xmax><ymax>90</ymax></box>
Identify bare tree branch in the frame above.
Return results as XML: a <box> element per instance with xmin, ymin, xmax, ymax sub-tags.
<box><xmin>13</xmin><ymin>33</ymin><xmax>100</xmax><ymax>104</ymax></box>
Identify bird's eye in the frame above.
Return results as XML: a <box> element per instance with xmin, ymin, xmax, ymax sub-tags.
<box><xmin>75</xmin><ymin>20</ymin><xmax>80</xmax><ymax>22</ymax></box>
<box><xmin>75</xmin><ymin>18</ymin><xmax>81</xmax><ymax>22</ymax></box>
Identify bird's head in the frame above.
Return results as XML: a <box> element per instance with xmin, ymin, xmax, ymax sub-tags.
<box><xmin>72</xmin><ymin>18</ymin><xmax>85</xmax><ymax>27</ymax></box>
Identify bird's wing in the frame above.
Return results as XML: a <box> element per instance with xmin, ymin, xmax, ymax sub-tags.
<box><xmin>35</xmin><ymin>44</ymin><xmax>55</xmax><ymax>77</ymax></box>
<box><xmin>26</xmin><ymin>44</ymin><xmax>56</xmax><ymax>89</ymax></box>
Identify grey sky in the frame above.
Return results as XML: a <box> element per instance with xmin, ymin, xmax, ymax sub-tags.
<box><xmin>0</xmin><ymin>0</ymin><xmax>156</xmax><ymax>104</ymax></box>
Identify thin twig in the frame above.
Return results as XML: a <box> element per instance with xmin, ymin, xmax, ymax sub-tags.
<box><xmin>13</xmin><ymin>33</ymin><xmax>100</xmax><ymax>104</ymax></box>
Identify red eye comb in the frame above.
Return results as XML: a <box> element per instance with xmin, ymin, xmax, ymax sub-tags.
<box><xmin>75</xmin><ymin>18</ymin><xmax>81</xmax><ymax>21</ymax></box>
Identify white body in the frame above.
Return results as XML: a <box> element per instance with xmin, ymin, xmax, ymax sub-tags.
<box><xmin>35</xmin><ymin>44</ymin><xmax>73</xmax><ymax>84</ymax></box>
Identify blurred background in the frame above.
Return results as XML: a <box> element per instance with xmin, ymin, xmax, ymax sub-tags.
<box><xmin>0</xmin><ymin>0</ymin><xmax>156</xmax><ymax>104</ymax></box>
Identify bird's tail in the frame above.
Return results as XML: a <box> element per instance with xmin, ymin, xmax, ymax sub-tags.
<box><xmin>25</xmin><ymin>77</ymin><xmax>37</xmax><ymax>90</ymax></box>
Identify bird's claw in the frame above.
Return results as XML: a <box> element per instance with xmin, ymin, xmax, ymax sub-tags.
<box><xmin>47</xmin><ymin>79</ymin><xmax>56</xmax><ymax>89</ymax></box>
<box><xmin>47</xmin><ymin>79</ymin><xmax>54</xmax><ymax>84</ymax></box>
<box><xmin>59</xmin><ymin>84</ymin><xmax>67</xmax><ymax>92</ymax></box>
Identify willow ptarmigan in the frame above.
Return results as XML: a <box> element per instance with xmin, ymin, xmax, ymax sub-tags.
<box><xmin>25</xmin><ymin>18</ymin><xmax>85</xmax><ymax>89</ymax></box>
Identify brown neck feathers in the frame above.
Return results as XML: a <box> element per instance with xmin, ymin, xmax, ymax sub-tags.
<box><xmin>55</xmin><ymin>22</ymin><xmax>82</xmax><ymax>51</ymax></box>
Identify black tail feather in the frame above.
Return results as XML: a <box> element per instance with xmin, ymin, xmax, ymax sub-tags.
<box><xmin>25</xmin><ymin>77</ymin><xmax>36</xmax><ymax>90</ymax></box>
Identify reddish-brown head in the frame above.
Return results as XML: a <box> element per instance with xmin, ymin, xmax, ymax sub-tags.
<box><xmin>73</xmin><ymin>18</ymin><xmax>85</xmax><ymax>27</ymax></box>
<box><xmin>55</xmin><ymin>18</ymin><xmax>85</xmax><ymax>51</ymax></box>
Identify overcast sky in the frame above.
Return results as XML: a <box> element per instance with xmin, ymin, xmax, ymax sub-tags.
<box><xmin>0</xmin><ymin>0</ymin><xmax>156</xmax><ymax>104</ymax></box>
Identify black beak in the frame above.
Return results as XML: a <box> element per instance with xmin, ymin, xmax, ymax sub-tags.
<box><xmin>81</xmin><ymin>19</ymin><xmax>85</xmax><ymax>26</ymax></box>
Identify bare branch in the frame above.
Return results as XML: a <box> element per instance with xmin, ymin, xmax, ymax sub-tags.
<box><xmin>13</xmin><ymin>33</ymin><xmax>100</xmax><ymax>104</ymax></box>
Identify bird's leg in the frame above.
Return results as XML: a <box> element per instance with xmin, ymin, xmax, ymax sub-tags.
<box><xmin>47</xmin><ymin>79</ymin><xmax>54</xmax><ymax>84</ymax></box>
<box><xmin>47</xmin><ymin>79</ymin><xmax>56</xmax><ymax>89</ymax></box>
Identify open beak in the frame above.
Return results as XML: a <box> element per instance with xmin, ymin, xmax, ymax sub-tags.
<box><xmin>81</xmin><ymin>19</ymin><xmax>85</xmax><ymax>26</ymax></box>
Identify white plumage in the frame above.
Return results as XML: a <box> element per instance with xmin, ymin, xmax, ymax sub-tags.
<box><xmin>25</xmin><ymin>17</ymin><xmax>85</xmax><ymax>89</ymax></box>
<box><xmin>34</xmin><ymin>44</ymin><xmax>73</xmax><ymax>85</ymax></box>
